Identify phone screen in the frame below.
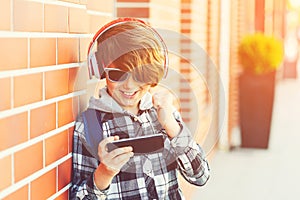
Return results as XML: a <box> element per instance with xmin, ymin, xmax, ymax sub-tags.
<box><xmin>106</xmin><ymin>134</ymin><xmax>164</xmax><ymax>154</ymax></box>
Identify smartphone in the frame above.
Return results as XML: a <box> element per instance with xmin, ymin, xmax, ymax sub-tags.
<box><xmin>106</xmin><ymin>134</ymin><xmax>164</xmax><ymax>154</ymax></box>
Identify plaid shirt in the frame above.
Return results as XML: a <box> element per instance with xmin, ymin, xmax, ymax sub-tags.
<box><xmin>70</xmin><ymin>93</ymin><xmax>210</xmax><ymax>200</ymax></box>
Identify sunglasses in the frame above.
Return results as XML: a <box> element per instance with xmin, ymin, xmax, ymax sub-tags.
<box><xmin>104</xmin><ymin>68</ymin><xmax>144</xmax><ymax>83</ymax></box>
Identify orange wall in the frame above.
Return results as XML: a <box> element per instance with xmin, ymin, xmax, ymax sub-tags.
<box><xmin>0</xmin><ymin>0</ymin><xmax>114</xmax><ymax>199</ymax></box>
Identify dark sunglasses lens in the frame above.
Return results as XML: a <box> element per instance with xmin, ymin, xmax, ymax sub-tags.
<box><xmin>132</xmin><ymin>71</ymin><xmax>151</xmax><ymax>83</ymax></box>
<box><xmin>108</xmin><ymin>70</ymin><xmax>128</xmax><ymax>82</ymax></box>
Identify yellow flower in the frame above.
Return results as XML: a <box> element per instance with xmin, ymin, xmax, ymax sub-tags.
<box><xmin>238</xmin><ymin>33</ymin><xmax>284</xmax><ymax>75</ymax></box>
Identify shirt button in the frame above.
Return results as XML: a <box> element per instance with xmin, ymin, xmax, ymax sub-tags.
<box><xmin>133</xmin><ymin>117</ymin><xmax>138</xmax><ymax>121</ymax></box>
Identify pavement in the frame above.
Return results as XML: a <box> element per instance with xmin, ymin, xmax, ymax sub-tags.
<box><xmin>191</xmin><ymin>78</ymin><xmax>300</xmax><ymax>200</ymax></box>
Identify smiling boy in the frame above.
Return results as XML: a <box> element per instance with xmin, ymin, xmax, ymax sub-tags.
<box><xmin>70</xmin><ymin>18</ymin><xmax>210</xmax><ymax>200</ymax></box>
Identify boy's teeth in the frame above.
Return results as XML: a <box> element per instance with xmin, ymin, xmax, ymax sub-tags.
<box><xmin>123</xmin><ymin>91</ymin><xmax>135</xmax><ymax>95</ymax></box>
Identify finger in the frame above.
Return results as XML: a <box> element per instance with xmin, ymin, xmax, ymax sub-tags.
<box><xmin>102</xmin><ymin>151</ymin><xmax>134</xmax><ymax>174</ymax></box>
<box><xmin>112</xmin><ymin>152</ymin><xmax>134</xmax><ymax>168</ymax></box>
<box><xmin>98</xmin><ymin>136</ymin><xmax>119</xmax><ymax>154</ymax></box>
<box><xmin>106</xmin><ymin>146</ymin><xmax>133</xmax><ymax>160</ymax></box>
<box><xmin>153</xmin><ymin>91</ymin><xmax>175</xmax><ymax>108</ymax></box>
<box><xmin>152</xmin><ymin>93</ymin><xmax>161</xmax><ymax>109</ymax></box>
<box><xmin>100</xmin><ymin>136</ymin><xmax>119</xmax><ymax>146</ymax></box>
<box><xmin>103</xmin><ymin>148</ymin><xmax>133</xmax><ymax>170</ymax></box>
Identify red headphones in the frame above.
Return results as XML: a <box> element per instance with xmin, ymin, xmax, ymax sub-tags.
<box><xmin>87</xmin><ymin>18</ymin><xmax>169</xmax><ymax>80</ymax></box>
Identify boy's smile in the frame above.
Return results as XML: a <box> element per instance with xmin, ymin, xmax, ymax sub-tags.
<box><xmin>120</xmin><ymin>90</ymin><xmax>138</xmax><ymax>98</ymax></box>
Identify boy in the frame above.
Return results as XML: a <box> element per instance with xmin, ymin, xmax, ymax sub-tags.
<box><xmin>70</xmin><ymin>18</ymin><xmax>210</xmax><ymax>200</ymax></box>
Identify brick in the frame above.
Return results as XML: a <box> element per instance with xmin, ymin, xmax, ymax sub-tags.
<box><xmin>180</xmin><ymin>88</ymin><xmax>192</xmax><ymax>93</ymax></box>
<box><xmin>181</xmin><ymin>117</ymin><xmax>191</xmax><ymax>123</ymax></box>
<box><xmin>80</xmin><ymin>0</ymin><xmax>88</xmax><ymax>4</ymax></box>
<box><xmin>2</xmin><ymin>185</ymin><xmax>28</xmax><ymax>200</ymax></box>
<box><xmin>68</xmin><ymin>127</ymin><xmax>74</xmax><ymax>153</ymax></box>
<box><xmin>30</xmin><ymin>104</ymin><xmax>56</xmax><ymax>139</ymax></box>
<box><xmin>14</xmin><ymin>73</ymin><xmax>43</xmax><ymax>107</ymax></box>
<box><xmin>180</xmin><ymin>68</ymin><xmax>192</xmax><ymax>73</ymax></box>
<box><xmin>57</xmin><ymin>98</ymin><xmax>78</xmax><ymax>127</ymax></box>
<box><xmin>0</xmin><ymin>78</ymin><xmax>11</xmax><ymax>111</ymax></box>
<box><xmin>68</xmin><ymin>67</ymin><xmax>80</xmax><ymax>92</ymax></box>
<box><xmin>55</xmin><ymin>190</ymin><xmax>69</xmax><ymax>200</ymax></box>
<box><xmin>61</xmin><ymin>0</ymin><xmax>80</xmax><ymax>3</ymax></box>
<box><xmin>69</xmin><ymin>7</ymin><xmax>89</xmax><ymax>33</ymax></box>
<box><xmin>0</xmin><ymin>156</ymin><xmax>12</xmax><ymax>190</ymax></box>
<box><xmin>180</xmin><ymin>58</ymin><xmax>190</xmax><ymax>64</ymax></box>
<box><xmin>30</xmin><ymin>38</ymin><xmax>56</xmax><ymax>68</ymax></box>
<box><xmin>181</xmin><ymin>19</ymin><xmax>191</xmax><ymax>23</ymax></box>
<box><xmin>180</xmin><ymin>108</ymin><xmax>191</xmax><ymax>113</ymax></box>
<box><xmin>58</xmin><ymin>158</ymin><xmax>72</xmax><ymax>190</ymax></box>
<box><xmin>79</xmin><ymin>37</ymin><xmax>91</xmax><ymax>62</ymax></box>
<box><xmin>44</xmin><ymin>4</ymin><xmax>68</xmax><ymax>33</ymax></box>
<box><xmin>149</xmin><ymin>1</ymin><xmax>180</xmax><ymax>29</ymax></box>
<box><xmin>45</xmin><ymin>130</ymin><xmax>68</xmax><ymax>166</ymax></box>
<box><xmin>0</xmin><ymin>0</ymin><xmax>11</xmax><ymax>30</ymax></box>
<box><xmin>118</xmin><ymin>0</ymin><xmax>149</xmax><ymax>2</ymax></box>
<box><xmin>181</xmin><ymin>0</ymin><xmax>192</xmax><ymax>3</ymax></box>
<box><xmin>180</xmin><ymin>48</ymin><xmax>191</xmax><ymax>54</ymax></box>
<box><xmin>57</xmin><ymin>38</ymin><xmax>79</xmax><ymax>64</ymax></box>
<box><xmin>89</xmin><ymin>15</ymin><xmax>112</xmax><ymax>33</ymax></box>
<box><xmin>14</xmin><ymin>142</ymin><xmax>43</xmax><ymax>182</ymax></box>
<box><xmin>30</xmin><ymin>169</ymin><xmax>56</xmax><ymax>200</ymax></box>
<box><xmin>0</xmin><ymin>38</ymin><xmax>28</xmax><ymax>71</ymax></box>
<box><xmin>117</xmin><ymin>7</ymin><xmax>149</xmax><ymax>18</ymax></box>
<box><xmin>45</xmin><ymin>69</ymin><xmax>69</xmax><ymax>99</ymax></box>
<box><xmin>0</xmin><ymin>112</ymin><xmax>28</xmax><ymax>151</ymax></box>
<box><xmin>181</xmin><ymin>29</ymin><xmax>191</xmax><ymax>34</ymax></box>
<box><xmin>87</xmin><ymin>0</ymin><xmax>114</xmax><ymax>13</ymax></box>
<box><xmin>13</xmin><ymin>0</ymin><xmax>43</xmax><ymax>32</ymax></box>
<box><xmin>181</xmin><ymin>8</ymin><xmax>191</xmax><ymax>13</ymax></box>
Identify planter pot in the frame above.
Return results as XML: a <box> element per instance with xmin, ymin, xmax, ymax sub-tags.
<box><xmin>238</xmin><ymin>72</ymin><xmax>276</xmax><ymax>149</ymax></box>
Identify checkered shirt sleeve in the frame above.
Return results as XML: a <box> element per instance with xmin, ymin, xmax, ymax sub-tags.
<box><xmin>170</xmin><ymin>111</ymin><xmax>210</xmax><ymax>186</ymax></box>
<box><xmin>70</xmin><ymin>119</ymin><xmax>108</xmax><ymax>200</ymax></box>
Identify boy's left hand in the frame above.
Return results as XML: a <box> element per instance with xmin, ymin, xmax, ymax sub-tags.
<box><xmin>151</xmin><ymin>88</ymin><xmax>181</xmax><ymax>138</ymax></box>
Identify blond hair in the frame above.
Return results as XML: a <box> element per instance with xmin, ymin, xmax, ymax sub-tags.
<box><xmin>96</xmin><ymin>21</ymin><xmax>166</xmax><ymax>86</ymax></box>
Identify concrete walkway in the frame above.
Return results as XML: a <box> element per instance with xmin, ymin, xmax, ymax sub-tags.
<box><xmin>191</xmin><ymin>78</ymin><xmax>300</xmax><ymax>200</ymax></box>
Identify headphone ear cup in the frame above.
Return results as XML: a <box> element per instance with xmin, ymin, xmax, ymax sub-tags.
<box><xmin>88</xmin><ymin>52</ymin><xmax>106</xmax><ymax>79</ymax></box>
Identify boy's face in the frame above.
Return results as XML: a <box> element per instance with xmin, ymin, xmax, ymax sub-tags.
<box><xmin>105</xmin><ymin>67</ymin><xmax>151</xmax><ymax>112</ymax></box>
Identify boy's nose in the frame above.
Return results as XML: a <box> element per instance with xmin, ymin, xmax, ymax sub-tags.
<box><xmin>122</xmin><ymin>75</ymin><xmax>138</xmax><ymax>89</ymax></box>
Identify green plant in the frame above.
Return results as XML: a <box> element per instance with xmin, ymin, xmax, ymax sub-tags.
<box><xmin>238</xmin><ymin>33</ymin><xmax>284</xmax><ymax>75</ymax></box>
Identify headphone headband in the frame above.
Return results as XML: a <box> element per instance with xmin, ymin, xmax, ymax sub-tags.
<box><xmin>87</xmin><ymin>18</ymin><xmax>169</xmax><ymax>80</ymax></box>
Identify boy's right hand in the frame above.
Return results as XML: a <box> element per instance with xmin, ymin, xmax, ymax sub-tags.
<box><xmin>97</xmin><ymin>136</ymin><xmax>134</xmax><ymax>176</ymax></box>
<box><xmin>94</xmin><ymin>136</ymin><xmax>133</xmax><ymax>190</ymax></box>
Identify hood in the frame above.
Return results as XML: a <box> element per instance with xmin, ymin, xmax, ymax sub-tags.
<box><xmin>88</xmin><ymin>87</ymin><xmax>153</xmax><ymax>114</ymax></box>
